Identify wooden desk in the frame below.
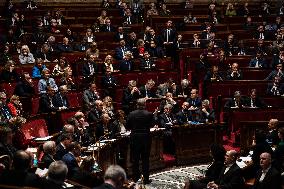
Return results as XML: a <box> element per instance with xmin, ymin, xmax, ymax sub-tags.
<box><xmin>172</xmin><ymin>124</ymin><xmax>221</xmax><ymax>166</ymax></box>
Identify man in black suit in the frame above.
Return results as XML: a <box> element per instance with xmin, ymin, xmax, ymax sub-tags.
<box><xmin>57</xmin><ymin>37</ymin><xmax>73</xmax><ymax>53</ymax></box>
<box><xmin>147</xmin><ymin>40</ymin><xmax>166</xmax><ymax>58</ymax></box>
<box><xmin>122</xmin><ymin>80</ymin><xmax>141</xmax><ymax>114</ymax></box>
<box><xmin>0</xmin><ymin>150</ymin><xmax>43</xmax><ymax>187</ymax></box>
<box><xmin>39</xmin><ymin>86</ymin><xmax>64</xmax><ymax>113</ymax></box>
<box><xmin>100</xmin><ymin>18</ymin><xmax>115</xmax><ymax>32</ymax></box>
<box><xmin>253</xmin><ymin>152</ymin><xmax>281</xmax><ymax>189</ymax></box>
<box><xmin>126</xmin><ymin>98</ymin><xmax>154</xmax><ymax>183</ymax></box>
<box><xmin>87</xmin><ymin>100</ymin><xmax>104</xmax><ymax>124</ymax></box>
<box><xmin>244</xmin><ymin>89</ymin><xmax>267</xmax><ymax>108</ymax></box>
<box><xmin>55</xmin><ymin>133</ymin><xmax>72</xmax><ymax>160</ymax></box>
<box><xmin>139</xmin><ymin>79</ymin><xmax>156</xmax><ymax>98</ymax></box>
<box><xmin>82</xmin><ymin>54</ymin><xmax>98</xmax><ymax>78</ymax></box>
<box><xmin>114</xmin><ymin>39</ymin><xmax>131</xmax><ymax>60</ymax></box>
<box><xmin>266</xmin><ymin>119</ymin><xmax>280</xmax><ymax>146</ymax></box>
<box><xmin>207</xmin><ymin>150</ymin><xmax>244</xmax><ymax>189</ymax></box>
<box><xmin>95</xmin><ymin>113</ymin><xmax>120</xmax><ymax>140</ymax></box>
<box><xmin>62</xmin><ymin>142</ymin><xmax>81</xmax><ymax>178</ymax></box>
<box><xmin>119</xmin><ymin>51</ymin><xmax>134</xmax><ymax>72</ymax></box>
<box><xmin>176</xmin><ymin>102</ymin><xmax>191</xmax><ymax>125</ymax></box>
<box><xmin>123</xmin><ymin>8</ymin><xmax>136</xmax><ymax>25</ymax></box>
<box><xmin>224</xmin><ymin>91</ymin><xmax>246</xmax><ymax>109</ymax></box>
<box><xmin>266</xmin><ymin>76</ymin><xmax>284</xmax><ymax>96</ymax></box>
<box><xmin>140</xmin><ymin>51</ymin><xmax>156</xmax><ymax>70</ymax></box>
<box><xmin>82</xmin><ymin>83</ymin><xmax>101</xmax><ymax>112</ymax></box>
<box><xmin>14</xmin><ymin>72</ymin><xmax>35</xmax><ymax>97</ymax></box>
<box><xmin>53</xmin><ymin>85</ymin><xmax>69</xmax><ymax>109</ymax></box>
<box><xmin>161</xmin><ymin>20</ymin><xmax>176</xmax><ymax>57</ymax></box>
<box><xmin>94</xmin><ymin>165</ymin><xmax>127</xmax><ymax>189</ymax></box>
<box><xmin>196</xmin><ymin>99</ymin><xmax>215</xmax><ymax>123</ymax></box>
<box><xmin>101</xmin><ymin>67</ymin><xmax>117</xmax><ymax>98</ymax></box>
<box><xmin>114</xmin><ymin>27</ymin><xmax>128</xmax><ymax>42</ymax></box>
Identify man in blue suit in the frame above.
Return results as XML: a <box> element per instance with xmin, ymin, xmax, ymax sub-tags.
<box><xmin>62</xmin><ymin>142</ymin><xmax>81</xmax><ymax>178</ymax></box>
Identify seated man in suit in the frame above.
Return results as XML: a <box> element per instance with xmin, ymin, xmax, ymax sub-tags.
<box><xmin>43</xmin><ymin>161</ymin><xmax>68</xmax><ymax>189</ymax></box>
<box><xmin>0</xmin><ymin>150</ymin><xmax>43</xmax><ymax>187</ymax></box>
<box><xmin>39</xmin><ymin>86</ymin><xmax>65</xmax><ymax>113</ymax></box>
<box><xmin>186</xmin><ymin>88</ymin><xmax>202</xmax><ymax>110</ymax></box>
<box><xmin>119</xmin><ymin>51</ymin><xmax>134</xmax><ymax>72</ymax></box>
<box><xmin>82</xmin><ymin>54</ymin><xmax>98</xmax><ymax>79</ymax></box>
<box><xmin>55</xmin><ymin>133</ymin><xmax>72</xmax><ymax>160</ymax></box>
<box><xmin>253</xmin><ymin>152</ymin><xmax>281</xmax><ymax>189</ymax></box>
<box><xmin>207</xmin><ymin>150</ymin><xmax>244</xmax><ymax>189</ymax></box>
<box><xmin>147</xmin><ymin>40</ymin><xmax>166</xmax><ymax>58</ymax></box>
<box><xmin>122</xmin><ymin>80</ymin><xmax>141</xmax><ymax>114</ymax></box>
<box><xmin>159</xmin><ymin>92</ymin><xmax>179</xmax><ymax>114</ymax></box>
<box><xmin>244</xmin><ymin>89</ymin><xmax>267</xmax><ymax>108</ymax></box>
<box><xmin>156</xmin><ymin>78</ymin><xmax>178</xmax><ymax>98</ymax></box>
<box><xmin>265</xmin><ymin>63</ymin><xmax>284</xmax><ymax>81</ymax></box>
<box><xmin>87</xmin><ymin>100</ymin><xmax>104</xmax><ymax>124</ymax></box>
<box><xmin>62</xmin><ymin>142</ymin><xmax>81</xmax><ymax>178</ymax></box>
<box><xmin>139</xmin><ymin>79</ymin><xmax>156</xmax><ymax>98</ymax></box>
<box><xmin>266</xmin><ymin>118</ymin><xmax>280</xmax><ymax>146</ymax></box>
<box><xmin>176</xmin><ymin>101</ymin><xmax>191</xmax><ymax>125</ymax></box>
<box><xmin>176</xmin><ymin>79</ymin><xmax>192</xmax><ymax>98</ymax></box>
<box><xmin>226</xmin><ymin>63</ymin><xmax>243</xmax><ymax>80</ymax></box>
<box><xmin>266</xmin><ymin>76</ymin><xmax>284</xmax><ymax>96</ymax></box>
<box><xmin>114</xmin><ymin>39</ymin><xmax>130</xmax><ymax>60</ymax></box>
<box><xmin>57</xmin><ymin>37</ymin><xmax>73</xmax><ymax>53</ymax></box>
<box><xmin>195</xmin><ymin>99</ymin><xmax>215</xmax><ymax>123</ymax></box>
<box><xmin>224</xmin><ymin>90</ymin><xmax>246</xmax><ymax>109</ymax></box>
<box><xmin>101</xmin><ymin>67</ymin><xmax>117</xmax><ymax>98</ymax></box>
<box><xmin>14</xmin><ymin>72</ymin><xmax>35</xmax><ymax>97</ymax></box>
<box><xmin>41</xmin><ymin>141</ymin><xmax>56</xmax><ymax>168</ymax></box>
<box><xmin>249</xmin><ymin>51</ymin><xmax>268</xmax><ymax>68</ymax></box>
<box><xmin>53</xmin><ymin>85</ymin><xmax>69</xmax><ymax>109</ymax></box>
<box><xmin>100</xmin><ymin>18</ymin><xmax>115</xmax><ymax>32</ymax></box>
<box><xmin>140</xmin><ymin>51</ymin><xmax>156</xmax><ymax>70</ymax></box>
<box><xmin>95</xmin><ymin>113</ymin><xmax>120</xmax><ymax>140</ymax></box>
<box><xmin>82</xmin><ymin>82</ymin><xmax>101</xmax><ymax>112</ymax></box>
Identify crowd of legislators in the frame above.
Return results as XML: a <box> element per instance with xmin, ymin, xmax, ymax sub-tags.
<box><xmin>1</xmin><ymin>0</ymin><xmax>284</xmax><ymax>188</ymax></box>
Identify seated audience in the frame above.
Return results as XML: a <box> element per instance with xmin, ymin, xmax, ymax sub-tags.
<box><xmin>60</xmin><ymin>67</ymin><xmax>76</xmax><ymax>90</ymax></box>
<box><xmin>101</xmin><ymin>67</ymin><xmax>117</xmax><ymax>98</ymax></box>
<box><xmin>273</xmin><ymin>128</ymin><xmax>284</xmax><ymax>172</ymax></box>
<box><xmin>195</xmin><ymin>99</ymin><xmax>215</xmax><ymax>123</ymax></box>
<box><xmin>38</xmin><ymin>68</ymin><xmax>58</xmax><ymax>94</ymax></box>
<box><xmin>100</xmin><ymin>18</ymin><xmax>115</xmax><ymax>32</ymax></box>
<box><xmin>176</xmin><ymin>102</ymin><xmax>191</xmax><ymax>125</ymax></box>
<box><xmin>42</xmin><ymin>161</ymin><xmax>68</xmax><ymax>189</ymax></box>
<box><xmin>82</xmin><ymin>83</ymin><xmax>101</xmax><ymax>112</ymax></box>
<box><xmin>206</xmin><ymin>150</ymin><xmax>244</xmax><ymax>189</ymax></box>
<box><xmin>244</xmin><ymin>89</ymin><xmax>267</xmax><ymax>108</ymax></box>
<box><xmin>39</xmin><ymin>86</ymin><xmax>65</xmax><ymax>113</ymax></box>
<box><xmin>114</xmin><ymin>27</ymin><xmax>128</xmax><ymax>42</ymax></box>
<box><xmin>0</xmin><ymin>150</ymin><xmax>42</xmax><ymax>187</ymax></box>
<box><xmin>253</xmin><ymin>152</ymin><xmax>281</xmax><ymax>189</ymax></box>
<box><xmin>41</xmin><ymin>141</ymin><xmax>56</xmax><ymax>169</ymax></box>
<box><xmin>94</xmin><ymin>165</ymin><xmax>127</xmax><ymax>189</ymax></box>
<box><xmin>139</xmin><ymin>79</ymin><xmax>156</xmax><ymax>98</ymax></box>
<box><xmin>204</xmin><ymin>65</ymin><xmax>224</xmax><ymax>83</ymax></box>
<box><xmin>224</xmin><ymin>91</ymin><xmax>246</xmax><ymax>109</ymax></box>
<box><xmin>96</xmin><ymin>113</ymin><xmax>119</xmax><ymax>139</ymax></box>
<box><xmin>19</xmin><ymin>45</ymin><xmax>35</xmax><ymax>64</ymax></box>
<box><xmin>82</xmin><ymin>28</ymin><xmax>96</xmax><ymax>43</ymax></box>
<box><xmin>102</xmin><ymin>55</ymin><xmax>117</xmax><ymax>73</ymax></box>
<box><xmin>57</xmin><ymin>37</ymin><xmax>73</xmax><ymax>53</ymax></box>
<box><xmin>0</xmin><ymin>127</ymin><xmax>16</xmax><ymax>169</ymax></box>
<box><xmin>0</xmin><ymin>92</ymin><xmax>13</xmax><ymax>121</ymax></box>
<box><xmin>140</xmin><ymin>51</ymin><xmax>155</xmax><ymax>70</ymax></box>
<box><xmin>159</xmin><ymin>92</ymin><xmax>179</xmax><ymax>114</ymax></box>
<box><xmin>62</xmin><ymin>142</ymin><xmax>81</xmax><ymax>178</ymax></box>
<box><xmin>119</xmin><ymin>51</ymin><xmax>134</xmax><ymax>72</ymax></box>
<box><xmin>185</xmin><ymin>144</ymin><xmax>226</xmax><ymax>189</ymax></box>
<box><xmin>82</xmin><ymin>54</ymin><xmax>98</xmax><ymax>79</ymax></box>
<box><xmin>148</xmin><ymin>40</ymin><xmax>166</xmax><ymax>58</ymax></box>
<box><xmin>266</xmin><ymin>118</ymin><xmax>280</xmax><ymax>146</ymax></box>
<box><xmin>102</xmin><ymin>96</ymin><xmax>115</xmax><ymax>118</ymax></box>
<box><xmin>53</xmin><ymin>85</ymin><xmax>69</xmax><ymax>109</ymax></box>
<box><xmin>249</xmin><ymin>51</ymin><xmax>268</xmax><ymax>68</ymax></box>
<box><xmin>7</xmin><ymin>95</ymin><xmax>22</xmax><ymax>117</ymax></box>
<box><xmin>35</xmin><ymin>43</ymin><xmax>54</xmax><ymax>62</ymax></box>
<box><xmin>265</xmin><ymin>63</ymin><xmax>284</xmax><ymax>81</ymax></box>
<box><xmin>226</xmin><ymin>63</ymin><xmax>243</xmax><ymax>80</ymax></box>
<box><xmin>14</xmin><ymin>72</ymin><xmax>35</xmax><ymax>97</ymax></box>
<box><xmin>32</xmin><ymin>58</ymin><xmax>47</xmax><ymax>78</ymax></box>
<box><xmin>266</xmin><ymin>76</ymin><xmax>284</xmax><ymax>96</ymax></box>
<box><xmin>0</xmin><ymin>60</ymin><xmax>19</xmax><ymax>82</ymax></box>
<box><xmin>52</xmin><ymin>56</ymin><xmax>70</xmax><ymax>77</ymax></box>
<box><xmin>156</xmin><ymin>78</ymin><xmax>178</xmax><ymax>98</ymax></box>
<box><xmin>87</xmin><ymin>100</ymin><xmax>104</xmax><ymax>124</ymax></box>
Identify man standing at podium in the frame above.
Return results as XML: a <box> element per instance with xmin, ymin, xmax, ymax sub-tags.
<box><xmin>126</xmin><ymin>98</ymin><xmax>155</xmax><ymax>184</ymax></box>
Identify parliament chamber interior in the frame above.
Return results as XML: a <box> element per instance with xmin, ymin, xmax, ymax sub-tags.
<box><xmin>0</xmin><ymin>0</ymin><xmax>284</xmax><ymax>188</ymax></box>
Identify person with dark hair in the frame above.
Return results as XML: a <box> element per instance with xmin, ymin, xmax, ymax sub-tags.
<box><xmin>126</xmin><ymin>98</ymin><xmax>154</xmax><ymax>183</ymax></box>
<box><xmin>55</xmin><ymin>133</ymin><xmax>72</xmax><ymax>160</ymax></box>
<box><xmin>0</xmin><ymin>150</ymin><xmax>42</xmax><ymax>187</ymax></box>
<box><xmin>244</xmin><ymin>89</ymin><xmax>267</xmax><ymax>108</ymax></box>
<box><xmin>185</xmin><ymin>144</ymin><xmax>226</xmax><ymax>189</ymax></box>
<box><xmin>0</xmin><ymin>60</ymin><xmax>19</xmax><ymax>82</ymax></box>
<box><xmin>0</xmin><ymin>126</ymin><xmax>16</xmax><ymax>169</ymax></box>
<box><xmin>62</xmin><ymin>142</ymin><xmax>81</xmax><ymax>178</ymax></box>
<box><xmin>266</xmin><ymin>76</ymin><xmax>284</xmax><ymax>96</ymax></box>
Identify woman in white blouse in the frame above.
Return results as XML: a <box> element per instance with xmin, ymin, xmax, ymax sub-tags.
<box><xmin>19</xmin><ymin>45</ymin><xmax>35</xmax><ymax>64</ymax></box>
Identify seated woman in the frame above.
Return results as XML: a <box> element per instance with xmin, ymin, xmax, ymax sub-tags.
<box><xmin>7</xmin><ymin>95</ymin><xmax>23</xmax><ymax>117</ymax></box>
<box><xmin>60</xmin><ymin>67</ymin><xmax>76</xmax><ymax>90</ymax></box>
<box><xmin>19</xmin><ymin>45</ymin><xmax>35</xmax><ymax>64</ymax></box>
<box><xmin>0</xmin><ymin>60</ymin><xmax>19</xmax><ymax>82</ymax></box>
<box><xmin>82</xmin><ymin>28</ymin><xmax>96</xmax><ymax>44</ymax></box>
<box><xmin>185</xmin><ymin>144</ymin><xmax>226</xmax><ymax>189</ymax></box>
<box><xmin>225</xmin><ymin>3</ymin><xmax>237</xmax><ymax>17</ymax></box>
<box><xmin>97</xmin><ymin>10</ymin><xmax>109</xmax><ymax>25</ymax></box>
<box><xmin>32</xmin><ymin>58</ymin><xmax>47</xmax><ymax>79</ymax></box>
<box><xmin>102</xmin><ymin>96</ymin><xmax>115</xmax><ymax>119</ymax></box>
<box><xmin>86</xmin><ymin>41</ymin><xmax>99</xmax><ymax>58</ymax></box>
<box><xmin>102</xmin><ymin>54</ymin><xmax>118</xmax><ymax>73</ymax></box>
<box><xmin>52</xmin><ymin>56</ymin><xmax>70</xmax><ymax>77</ymax></box>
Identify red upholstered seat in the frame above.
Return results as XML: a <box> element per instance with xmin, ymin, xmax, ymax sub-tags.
<box><xmin>137</xmin><ymin>72</ymin><xmax>158</xmax><ymax>86</ymax></box>
<box><xmin>66</xmin><ymin>92</ymin><xmax>80</xmax><ymax>108</ymax></box>
<box><xmin>59</xmin><ymin>110</ymin><xmax>77</xmax><ymax>125</ymax></box>
<box><xmin>31</xmin><ymin>97</ymin><xmax>40</xmax><ymax>116</ymax></box>
<box><xmin>21</xmin><ymin>118</ymin><xmax>48</xmax><ymax>139</ymax></box>
<box><xmin>0</xmin><ymin>82</ymin><xmax>17</xmax><ymax>97</ymax></box>
<box><xmin>117</xmin><ymin>73</ymin><xmax>138</xmax><ymax>87</ymax></box>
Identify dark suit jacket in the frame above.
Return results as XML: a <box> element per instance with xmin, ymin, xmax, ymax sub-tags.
<box><xmin>95</xmin><ymin>121</ymin><xmax>120</xmax><ymax>140</ymax></box>
<box><xmin>101</xmin><ymin>74</ymin><xmax>117</xmax><ymax>89</ymax></box>
<box><xmin>216</xmin><ymin>163</ymin><xmax>244</xmax><ymax>189</ymax></box>
<box><xmin>55</xmin><ymin>143</ymin><xmax>68</xmax><ymax>160</ymax></box>
<box><xmin>114</xmin><ymin>46</ymin><xmax>131</xmax><ymax>60</ymax></box>
<box><xmin>82</xmin><ymin>61</ymin><xmax>98</xmax><ymax>77</ymax></box>
<box><xmin>94</xmin><ymin>183</ymin><xmax>116</xmax><ymax>189</ymax></box>
<box><xmin>148</xmin><ymin>47</ymin><xmax>166</xmax><ymax>58</ymax></box>
<box><xmin>100</xmin><ymin>25</ymin><xmax>115</xmax><ymax>32</ymax></box>
<box><xmin>57</xmin><ymin>43</ymin><xmax>73</xmax><ymax>53</ymax></box>
<box><xmin>224</xmin><ymin>97</ymin><xmax>246</xmax><ymax>109</ymax></box>
<box><xmin>53</xmin><ymin>92</ymin><xmax>69</xmax><ymax>108</ymax></box>
<box><xmin>244</xmin><ymin>97</ymin><xmax>267</xmax><ymax>108</ymax></box>
<box><xmin>62</xmin><ymin>152</ymin><xmax>79</xmax><ymax>177</ymax></box>
<box><xmin>253</xmin><ymin>167</ymin><xmax>281</xmax><ymax>189</ymax></box>
<box><xmin>139</xmin><ymin>85</ymin><xmax>156</xmax><ymax>98</ymax></box>
<box><xmin>39</xmin><ymin>93</ymin><xmax>59</xmax><ymax>113</ymax></box>
<box><xmin>158</xmin><ymin>113</ymin><xmax>177</xmax><ymax>129</ymax></box>
<box><xmin>114</xmin><ymin>32</ymin><xmax>128</xmax><ymax>42</ymax></box>
<box><xmin>161</xmin><ymin>28</ymin><xmax>176</xmax><ymax>43</ymax></box>
<box><xmin>119</xmin><ymin>59</ymin><xmax>133</xmax><ymax>72</ymax></box>
<box><xmin>140</xmin><ymin>58</ymin><xmax>156</xmax><ymax>70</ymax></box>
<box><xmin>266</xmin><ymin>83</ymin><xmax>284</xmax><ymax>96</ymax></box>
<box><xmin>176</xmin><ymin>110</ymin><xmax>192</xmax><ymax>125</ymax></box>
<box><xmin>249</xmin><ymin>58</ymin><xmax>268</xmax><ymax>68</ymax></box>
<box><xmin>0</xmin><ymin>169</ymin><xmax>43</xmax><ymax>187</ymax></box>
<box><xmin>195</xmin><ymin>108</ymin><xmax>215</xmax><ymax>123</ymax></box>
<box><xmin>186</xmin><ymin>97</ymin><xmax>202</xmax><ymax>108</ymax></box>
<box><xmin>226</xmin><ymin>70</ymin><xmax>243</xmax><ymax>80</ymax></box>
<box><xmin>41</xmin><ymin>153</ymin><xmax>55</xmax><ymax>168</ymax></box>
<box><xmin>126</xmin><ymin>109</ymin><xmax>154</xmax><ymax>134</ymax></box>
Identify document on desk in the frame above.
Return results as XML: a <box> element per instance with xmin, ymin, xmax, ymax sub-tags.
<box><xmin>237</xmin><ymin>156</ymin><xmax>252</xmax><ymax>169</ymax></box>
<box><xmin>33</xmin><ymin>136</ymin><xmax>53</xmax><ymax>141</ymax></box>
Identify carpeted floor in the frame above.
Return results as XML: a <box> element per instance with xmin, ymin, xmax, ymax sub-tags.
<box><xmin>137</xmin><ymin>164</ymin><xmax>209</xmax><ymax>189</ymax></box>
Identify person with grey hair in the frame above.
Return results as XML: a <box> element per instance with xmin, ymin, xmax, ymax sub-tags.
<box><xmin>126</xmin><ymin>98</ymin><xmax>154</xmax><ymax>183</ymax></box>
<box><xmin>94</xmin><ymin>165</ymin><xmax>126</xmax><ymax>189</ymax></box>
<box><xmin>41</xmin><ymin>141</ymin><xmax>56</xmax><ymax>168</ymax></box>
<box><xmin>224</xmin><ymin>90</ymin><xmax>246</xmax><ymax>109</ymax></box>
<box><xmin>177</xmin><ymin>79</ymin><xmax>192</xmax><ymax>97</ymax></box>
<box><xmin>43</xmin><ymin>160</ymin><xmax>68</xmax><ymax>188</ymax></box>
<box><xmin>195</xmin><ymin>99</ymin><xmax>215</xmax><ymax>123</ymax></box>
<box><xmin>139</xmin><ymin>79</ymin><xmax>156</xmax><ymax>98</ymax></box>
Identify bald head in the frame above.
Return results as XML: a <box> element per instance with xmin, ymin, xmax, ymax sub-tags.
<box><xmin>260</xmin><ymin>152</ymin><xmax>271</xmax><ymax>169</ymax></box>
<box><xmin>224</xmin><ymin>150</ymin><xmax>238</xmax><ymax>165</ymax></box>
<box><xmin>268</xmin><ymin>119</ymin><xmax>278</xmax><ymax>130</ymax></box>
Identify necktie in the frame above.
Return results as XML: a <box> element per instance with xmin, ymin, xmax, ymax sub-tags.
<box><xmin>107</xmin><ymin>26</ymin><xmax>110</xmax><ymax>31</ymax></box>
<box><xmin>255</xmin><ymin>60</ymin><xmax>259</xmax><ymax>67</ymax></box>
<box><xmin>167</xmin><ymin>29</ymin><xmax>170</xmax><ymax>42</ymax></box>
